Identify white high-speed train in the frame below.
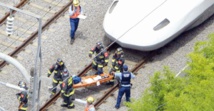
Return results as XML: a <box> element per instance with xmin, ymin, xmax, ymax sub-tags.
<box><xmin>103</xmin><ymin>0</ymin><xmax>214</xmax><ymax>51</ymax></box>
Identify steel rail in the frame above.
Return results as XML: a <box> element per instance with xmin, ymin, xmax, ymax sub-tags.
<box><xmin>39</xmin><ymin>44</ymin><xmax>152</xmax><ymax>110</ymax></box>
<box><xmin>0</xmin><ymin>1</ymin><xmax>73</xmax><ymax>68</ymax></box>
<box><xmin>0</xmin><ymin>0</ymin><xmax>28</xmax><ymax>24</ymax></box>
<box><xmin>94</xmin><ymin>82</ymin><xmax>119</xmax><ymax>108</ymax></box>
<box><xmin>39</xmin><ymin>63</ymin><xmax>92</xmax><ymax>111</ymax></box>
<box><xmin>94</xmin><ymin>51</ymin><xmax>156</xmax><ymax>109</ymax></box>
<box><xmin>39</xmin><ymin>43</ymin><xmax>116</xmax><ymax>110</ymax></box>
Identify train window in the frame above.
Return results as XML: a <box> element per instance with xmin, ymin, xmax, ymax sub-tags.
<box><xmin>109</xmin><ymin>0</ymin><xmax>118</xmax><ymax>14</ymax></box>
<box><xmin>153</xmin><ymin>18</ymin><xmax>170</xmax><ymax>31</ymax></box>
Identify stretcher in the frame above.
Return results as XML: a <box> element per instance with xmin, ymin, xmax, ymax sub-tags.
<box><xmin>73</xmin><ymin>73</ymin><xmax>114</xmax><ymax>88</ymax></box>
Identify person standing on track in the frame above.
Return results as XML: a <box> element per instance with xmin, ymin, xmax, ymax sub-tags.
<box><xmin>16</xmin><ymin>81</ymin><xmax>28</xmax><ymax>111</ymax></box>
<box><xmin>114</xmin><ymin>64</ymin><xmax>135</xmax><ymax>109</ymax></box>
<box><xmin>89</xmin><ymin>42</ymin><xmax>109</xmax><ymax>75</ymax></box>
<box><xmin>61</xmin><ymin>76</ymin><xmax>75</xmax><ymax>109</ymax></box>
<box><xmin>111</xmin><ymin>47</ymin><xmax>125</xmax><ymax>72</ymax></box>
<box><xmin>69</xmin><ymin>0</ymin><xmax>83</xmax><ymax>44</ymax></box>
<box><xmin>47</xmin><ymin>58</ymin><xmax>67</xmax><ymax>97</ymax></box>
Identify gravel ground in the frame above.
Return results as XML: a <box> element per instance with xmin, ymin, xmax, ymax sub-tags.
<box><xmin>0</xmin><ymin>0</ymin><xmax>214</xmax><ymax>111</ymax></box>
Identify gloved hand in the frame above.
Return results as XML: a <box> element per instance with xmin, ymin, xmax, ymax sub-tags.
<box><xmin>47</xmin><ymin>73</ymin><xmax>51</xmax><ymax>77</ymax></box>
<box><xmin>103</xmin><ymin>61</ymin><xmax>108</xmax><ymax>66</ymax></box>
<box><xmin>112</xmin><ymin>62</ymin><xmax>116</xmax><ymax>67</ymax></box>
<box><xmin>89</xmin><ymin>54</ymin><xmax>92</xmax><ymax>58</ymax></box>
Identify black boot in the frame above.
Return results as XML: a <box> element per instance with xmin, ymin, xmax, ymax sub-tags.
<box><xmin>70</xmin><ymin>38</ymin><xmax>75</xmax><ymax>44</ymax></box>
<box><xmin>61</xmin><ymin>104</ymin><xmax>68</xmax><ymax>107</ymax></box>
<box><xmin>67</xmin><ymin>105</ymin><xmax>75</xmax><ymax>109</ymax></box>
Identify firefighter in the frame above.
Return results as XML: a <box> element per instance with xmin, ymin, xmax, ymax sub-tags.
<box><xmin>108</xmin><ymin>48</ymin><xmax>125</xmax><ymax>85</ymax></box>
<box><xmin>110</xmin><ymin>57</ymin><xmax>125</xmax><ymax>73</ymax></box>
<box><xmin>62</xmin><ymin>68</ymin><xmax>70</xmax><ymax>81</ymax></box>
<box><xmin>111</xmin><ymin>47</ymin><xmax>124</xmax><ymax>69</ymax></box>
<box><xmin>47</xmin><ymin>58</ymin><xmax>67</xmax><ymax>97</ymax></box>
<box><xmin>61</xmin><ymin>76</ymin><xmax>75</xmax><ymax>109</ymax></box>
<box><xmin>107</xmin><ymin>58</ymin><xmax>125</xmax><ymax>85</ymax></box>
<box><xmin>16</xmin><ymin>81</ymin><xmax>28</xmax><ymax>111</ymax></box>
<box><xmin>89</xmin><ymin>42</ymin><xmax>109</xmax><ymax>75</ymax></box>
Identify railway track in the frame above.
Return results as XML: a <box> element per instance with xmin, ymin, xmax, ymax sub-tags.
<box><xmin>39</xmin><ymin>44</ymin><xmax>115</xmax><ymax>111</ymax></box>
<box><xmin>0</xmin><ymin>0</ymin><xmax>116</xmax><ymax>110</ymax></box>
<box><xmin>0</xmin><ymin>0</ymin><xmax>166</xmax><ymax>110</ymax></box>
<box><xmin>39</xmin><ymin>62</ymin><xmax>92</xmax><ymax>111</ymax></box>
<box><xmin>0</xmin><ymin>0</ymin><xmax>74</xmax><ymax>110</ymax></box>
<box><xmin>39</xmin><ymin>48</ymin><xmax>156</xmax><ymax>110</ymax></box>
<box><xmin>0</xmin><ymin>0</ymin><xmax>72</xmax><ymax>68</ymax></box>
<box><xmin>94</xmin><ymin>51</ymin><xmax>155</xmax><ymax>109</ymax></box>
<box><xmin>0</xmin><ymin>0</ymin><xmax>209</xmax><ymax>110</ymax></box>
<box><xmin>0</xmin><ymin>0</ymin><xmax>28</xmax><ymax>24</ymax></box>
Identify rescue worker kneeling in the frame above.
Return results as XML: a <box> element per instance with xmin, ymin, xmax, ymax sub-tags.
<box><xmin>16</xmin><ymin>81</ymin><xmax>28</xmax><ymax>111</ymax></box>
<box><xmin>61</xmin><ymin>76</ymin><xmax>75</xmax><ymax>109</ymax></box>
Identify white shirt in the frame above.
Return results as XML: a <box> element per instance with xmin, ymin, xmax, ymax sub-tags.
<box><xmin>69</xmin><ymin>5</ymin><xmax>83</xmax><ymax>16</ymax></box>
<box><xmin>75</xmin><ymin>99</ymin><xmax>96</xmax><ymax>111</ymax></box>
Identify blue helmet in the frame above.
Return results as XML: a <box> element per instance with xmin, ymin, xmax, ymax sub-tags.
<box><xmin>123</xmin><ymin>64</ymin><xmax>128</xmax><ymax>71</ymax></box>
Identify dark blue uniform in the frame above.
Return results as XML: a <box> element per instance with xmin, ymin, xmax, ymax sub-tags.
<box><xmin>114</xmin><ymin>69</ymin><xmax>135</xmax><ymax>109</ymax></box>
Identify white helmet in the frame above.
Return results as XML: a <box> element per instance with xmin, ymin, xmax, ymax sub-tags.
<box><xmin>18</xmin><ymin>81</ymin><xmax>27</xmax><ymax>89</ymax></box>
<box><xmin>62</xmin><ymin>68</ymin><xmax>69</xmax><ymax>77</ymax></box>
<box><xmin>86</xmin><ymin>96</ymin><xmax>94</xmax><ymax>104</ymax></box>
<box><xmin>73</xmin><ymin>0</ymin><xmax>80</xmax><ymax>7</ymax></box>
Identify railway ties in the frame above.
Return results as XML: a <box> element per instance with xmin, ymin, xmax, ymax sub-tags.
<box><xmin>0</xmin><ymin>1</ymin><xmax>156</xmax><ymax>110</ymax></box>
<box><xmin>0</xmin><ymin>0</ymin><xmax>28</xmax><ymax>24</ymax></box>
<box><xmin>0</xmin><ymin>0</ymin><xmax>73</xmax><ymax>68</ymax></box>
<box><xmin>0</xmin><ymin>1</ymin><xmax>73</xmax><ymax>110</ymax></box>
<box><xmin>93</xmin><ymin>52</ymin><xmax>153</xmax><ymax>109</ymax></box>
<box><xmin>39</xmin><ymin>45</ymin><xmax>156</xmax><ymax>110</ymax></box>
<box><xmin>39</xmin><ymin>62</ymin><xmax>92</xmax><ymax>111</ymax></box>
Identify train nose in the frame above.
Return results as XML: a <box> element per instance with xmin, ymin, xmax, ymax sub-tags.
<box><xmin>103</xmin><ymin>0</ymin><xmax>167</xmax><ymax>39</ymax></box>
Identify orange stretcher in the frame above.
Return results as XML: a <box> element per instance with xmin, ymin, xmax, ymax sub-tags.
<box><xmin>73</xmin><ymin>73</ymin><xmax>114</xmax><ymax>88</ymax></box>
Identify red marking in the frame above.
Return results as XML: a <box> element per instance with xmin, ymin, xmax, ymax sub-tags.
<box><xmin>91</xmin><ymin>47</ymin><xmax>96</xmax><ymax>50</ymax></box>
<box><xmin>62</xmin><ymin>83</ymin><xmax>65</xmax><ymax>87</ymax></box>
<box><xmin>104</xmin><ymin>52</ymin><xmax>108</xmax><ymax>57</ymax></box>
<box><xmin>21</xmin><ymin>94</ymin><xmax>24</xmax><ymax>98</ymax></box>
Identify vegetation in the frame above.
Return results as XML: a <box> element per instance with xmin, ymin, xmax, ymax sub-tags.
<box><xmin>126</xmin><ymin>33</ymin><xmax>214</xmax><ymax>111</ymax></box>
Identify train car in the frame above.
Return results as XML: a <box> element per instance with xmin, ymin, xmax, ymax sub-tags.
<box><xmin>103</xmin><ymin>0</ymin><xmax>214</xmax><ymax>51</ymax></box>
